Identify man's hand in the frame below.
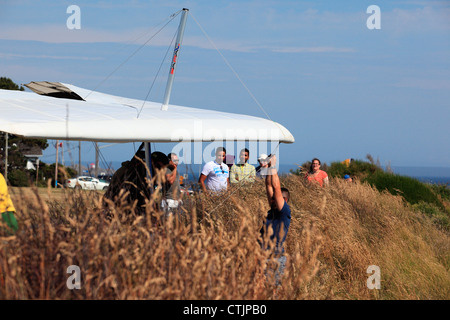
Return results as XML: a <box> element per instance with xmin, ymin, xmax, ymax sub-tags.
<box><xmin>199</xmin><ymin>174</ymin><xmax>207</xmax><ymax>193</ymax></box>
<box><xmin>268</xmin><ymin>154</ymin><xmax>277</xmax><ymax>168</ymax></box>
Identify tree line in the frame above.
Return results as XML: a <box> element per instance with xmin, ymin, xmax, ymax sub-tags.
<box><xmin>1</xmin><ymin>77</ymin><xmax>76</xmax><ymax>187</ymax></box>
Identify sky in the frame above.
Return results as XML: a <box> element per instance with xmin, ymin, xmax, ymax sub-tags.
<box><xmin>1</xmin><ymin>0</ymin><xmax>450</xmax><ymax>171</ymax></box>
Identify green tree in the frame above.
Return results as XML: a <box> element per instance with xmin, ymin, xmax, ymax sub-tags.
<box><xmin>0</xmin><ymin>77</ymin><xmax>24</xmax><ymax>91</ymax></box>
<box><xmin>0</xmin><ymin>77</ymin><xmax>49</xmax><ymax>186</ymax></box>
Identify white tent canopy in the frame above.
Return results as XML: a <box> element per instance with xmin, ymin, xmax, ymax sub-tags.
<box><xmin>0</xmin><ymin>82</ymin><xmax>295</xmax><ymax>144</ymax></box>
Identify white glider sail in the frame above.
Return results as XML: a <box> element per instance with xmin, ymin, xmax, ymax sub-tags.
<box><xmin>0</xmin><ymin>8</ymin><xmax>294</xmax><ymax>146</ymax></box>
<box><xmin>0</xmin><ymin>82</ymin><xmax>294</xmax><ymax>144</ymax></box>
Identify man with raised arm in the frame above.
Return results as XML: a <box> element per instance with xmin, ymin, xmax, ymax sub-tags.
<box><xmin>259</xmin><ymin>155</ymin><xmax>291</xmax><ymax>284</ymax></box>
<box><xmin>260</xmin><ymin>154</ymin><xmax>291</xmax><ymax>254</ymax></box>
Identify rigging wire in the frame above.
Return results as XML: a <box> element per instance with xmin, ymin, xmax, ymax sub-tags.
<box><xmin>66</xmin><ymin>140</ymin><xmax>75</xmax><ymax>167</ymax></box>
<box><xmin>91</xmin><ymin>141</ymin><xmax>116</xmax><ymax>175</ymax></box>
<box><xmin>137</xmin><ymin>26</ymin><xmax>179</xmax><ymax>118</ymax></box>
<box><xmin>190</xmin><ymin>12</ymin><xmax>273</xmax><ymax>122</ymax></box>
<box><xmin>190</xmin><ymin>13</ymin><xmax>291</xmax><ymax>143</ymax></box>
<box><xmin>41</xmin><ymin>140</ymin><xmax>92</xmax><ymax>160</ymax></box>
<box><xmin>83</xmin><ymin>10</ymin><xmax>182</xmax><ymax>100</ymax></box>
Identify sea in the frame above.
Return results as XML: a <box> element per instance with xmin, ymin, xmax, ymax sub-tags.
<box><xmin>389</xmin><ymin>166</ymin><xmax>450</xmax><ymax>185</ymax></box>
<box><xmin>101</xmin><ymin>162</ymin><xmax>450</xmax><ymax>186</ymax></box>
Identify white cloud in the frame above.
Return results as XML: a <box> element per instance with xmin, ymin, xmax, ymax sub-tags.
<box><xmin>0</xmin><ymin>52</ymin><xmax>103</xmax><ymax>61</ymax></box>
<box><xmin>384</xmin><ymin>6</ymin><xmax>450</xmax><ymax>34</ymax></box>
<box><xmin>0</xmin><ymin>25</ymin><xmax>172</xmax><ymax>44</ymax></box>
<box><xmin>270</xmin><ymin>46</ymin><xmax>355</xmax><ymax>53</ymax></box>
<box><xmin>0</xmin><ymin>24</ymin><xmax>355</xmax><ymax>55</ymax></box>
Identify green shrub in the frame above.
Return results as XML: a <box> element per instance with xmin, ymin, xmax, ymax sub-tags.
<box><xmin>430</xmin><ymin>184</ymin><xmax>450</xmax><ymax>202</ymax></box>
<box><xmin>8</xmin><ymin>170</ymin><xmax>30</xmax><ymax>187</ymax></box>
<box><xmin>364</xmin><ymin>171</ymin><xmax>444</xmax><ymax>209</ymax></box>
<box><xmin>413</xmin><ymin>201</ymin><xmax>450</xmax><ymax>232</ymax></box>
<box><xmin>327</xmin><ymin>159</ymin><xmax>381</xmax><ymax>179</ymax></box>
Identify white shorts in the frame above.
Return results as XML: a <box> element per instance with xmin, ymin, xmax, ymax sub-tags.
<box><xmin>161</xmin><ymin>198</ymin><xmax>182</xmax><ymax>209</ymax></box>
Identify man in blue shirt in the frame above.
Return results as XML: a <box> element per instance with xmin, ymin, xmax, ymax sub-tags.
<box><xmin>259</xmin><ymin>155</ymin><xmax>291</xmax><ymax>284</ymax></box>
<box><xmin>260</xmin><ymin>154</ymin><xmax>291</xmax><ymax>254</ymax></box>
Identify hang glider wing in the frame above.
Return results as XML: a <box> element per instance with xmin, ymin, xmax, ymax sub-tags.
<box><xmin>0</xmin><ymin>82</ymin><xmax>295</xmax><ymax>144</ymax></box>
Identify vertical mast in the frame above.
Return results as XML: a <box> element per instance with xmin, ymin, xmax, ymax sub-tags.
<box><xmin>161</xmin><ymin>8</ymin><xmax>189</xmax><ymax>111</ymax></box>
<box><xmin>145</xmin><ymin>8</ymin><xmax>189</xmax><ymax>188</ymax></box>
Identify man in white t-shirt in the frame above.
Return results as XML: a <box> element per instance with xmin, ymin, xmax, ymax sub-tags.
<box><xmin>198</xmin><ymin>147</ymin><xmax>230</xmax><ymax>193</ymax></box>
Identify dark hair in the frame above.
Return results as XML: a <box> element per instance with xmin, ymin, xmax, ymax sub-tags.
<box><xmin>151</xmin><ymin>151</ymin><xmax>169</xmax><ymax>169</ymax></box>
<box><xmin>241</xmin><ymin>148</ymin><xmax>249</xmax><ymax>155</ymax></box>
<box><xmin>309</xmin><ymin>158</ymin><xmax>321</xmax><ymax>173</ymax></box>
<box><xmin>281</xmin><ymin>187</ymin><xmax>290</xmax><ymax>202</ymax></box>
<box><xmin>167</xmin><ymin>152</ymin><xmax>177</xmax><ymax>161</ymax></box>
<box><xmin>216</xmin><ymin>147</ymin><xmax>226</xmax><ymax>155</ymax></box>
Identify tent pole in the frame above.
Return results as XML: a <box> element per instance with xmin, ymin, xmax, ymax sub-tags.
<box><xmin>55</xmin><ymin>140</ymin><xmax>59</xmax><ymax>188</ymax></box>
<box><xmin>144</xmin><ymin>142</ymin><xmax>153</xmax><ymax>185</ymax></box>
<box><xmin>4</xmin><ymin>133</ymin><xmax>8</xmax><ymax>182</ymax></box>
<box><xmin>95</xmin><ymin>142</ymin><xmax>99</xmax><ymax>178</ymax></box>
<box><xmin>78</xmin><ymin>141</ymin><xmax>81</xmax><ymax>177</ymax></box>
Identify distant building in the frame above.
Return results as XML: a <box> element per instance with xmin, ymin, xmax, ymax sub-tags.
<box><xmin>21</xmin><ymin>145</ymin><xmax>43</xmax><ymax>170</ymax></box>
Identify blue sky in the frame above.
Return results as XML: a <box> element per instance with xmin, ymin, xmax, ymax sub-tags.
<box><xmin>1</xmin><ymin>0</ymin><xmax>450</xmax><ymax>170</ymax></box>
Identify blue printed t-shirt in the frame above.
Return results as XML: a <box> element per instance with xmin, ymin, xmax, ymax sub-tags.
<box><xmin>261</xmin><ymin>201</ymin><xmax>291</xmax><ymax>254</ymax></box>
<box><xmin>201</xmin><ymin>160</ymin><xmax>229</xmax><ymax>192</ymax></box>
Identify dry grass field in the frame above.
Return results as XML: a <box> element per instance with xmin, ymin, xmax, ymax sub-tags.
<box><xmin>1</xmin><ymin>176</ymin><xmax>449</xmax><ymax>300</ymax></box>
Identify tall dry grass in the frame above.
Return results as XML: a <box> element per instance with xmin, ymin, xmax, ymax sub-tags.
<box><xmin>1</xmin><ymin>174</ymin><xmax>449</xmax><ymax>299</ymax></box>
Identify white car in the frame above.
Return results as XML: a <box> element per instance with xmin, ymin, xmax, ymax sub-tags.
<box><xmin>65</xmin><ymin>176</ymin><xmax>110</xmax><ymax>190</ymax></box>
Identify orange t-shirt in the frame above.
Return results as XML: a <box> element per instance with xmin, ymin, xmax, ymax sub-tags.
<box><xmin>305</xmin><ymin>170</ymin><xmax>328</xmax><ymax>187</ymax></box>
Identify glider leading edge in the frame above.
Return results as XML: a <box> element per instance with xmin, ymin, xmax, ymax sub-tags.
<box><xmin>0</xmin><ymin>82</ymin><xmax>295</xmax><ymax>144</ymax></box>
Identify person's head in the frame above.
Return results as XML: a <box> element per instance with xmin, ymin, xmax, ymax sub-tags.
<box><xmin>281</xmin><ymin>187</ymin><xmax>290</xmax><ymax>203</ymax></box>
<box><xmin>258</xmin><ymin>153</ymin><xmax>269</xmax><ymax>167</ymax></box>
<box><xmin>344</xmin><ymin>174</ymin><xmax>352</xmax><ymax>182</ymax></box>
<box><xmin>270</xmin><ymin>187</ymin><xmax>290</xmax><ymax>208</ymax></box>
<box><xmin>239</xmin><ymin>148</ymin><xmax>249</xmax><ymax>164</ymax></box>
<box><xmin>215</xmin><ymin>147</ymin><xmax>226</xmax><ymax>164</ymax></box>
<box><xmin>167</xmin><ymin>152</ymin><xmax>179</xmax><ymax>165</ymax></box>
<box><xmin>310</xmin><ymin>158</ymin><xmax>321</xmax><ymax>173</ymax></box>
<box><xmin>151</xmin><ymin>151</ymin><xmax>169</xmax><ymax>170</ymax></box>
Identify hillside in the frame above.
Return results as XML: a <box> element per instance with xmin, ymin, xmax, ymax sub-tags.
<box><xmin>1</xmin><ymin>175</ymin><xmax>449</xmax><ymax>299</ymax></box>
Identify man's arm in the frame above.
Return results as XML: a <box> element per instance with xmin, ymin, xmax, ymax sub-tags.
<box><xmin>166</xmin><ymin>166</ymin><xmax>177</xmax><ymax>185</ymax></box>
<box><xmin>267</xmin><ymin>155</ymin><xmax>284</xmax><ymax>211</ymax></box>
<box><xmin>198</xmin><ymin>174</ymin><xmax>207</xmax><ymax>193</ymax></box>
<box><xmin>265</xmin><ymin>170</ymin><xmax>273</xmax><ymax>207</ymax></box>
<box><xmin>249</xmin><ymin>165</ymin><xmax>256</xmax><ymax>182</ymax></box>
<box><xmin>229</xmin><ymin>165</ymin><xmax>238</xmax><ymax>184</ymax></box>
<box><xmin>270</xmin><ymin>168</ymin><xmax>285</xmax><ymax>211</ymax></box>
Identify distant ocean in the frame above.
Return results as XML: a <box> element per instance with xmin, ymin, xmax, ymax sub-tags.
<box><xmin>101</xmin><ymin>162</ymin><xmax>450</xmax><ymax>186</ymax></box>
<box><xmin>390</xmin><ymin>166</ymin><xmax>450</xmax><ymax>185</ymax></box>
